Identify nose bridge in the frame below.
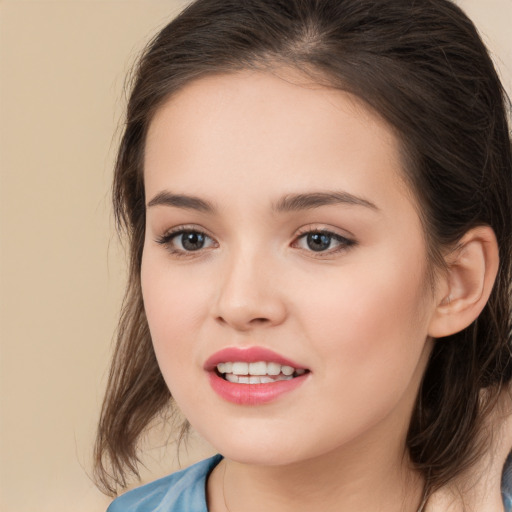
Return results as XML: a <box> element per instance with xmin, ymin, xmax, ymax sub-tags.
<box><xmin>214</xmin><ymin>241</ymin><xmax>286</xmax><ymax>330</ymax></box>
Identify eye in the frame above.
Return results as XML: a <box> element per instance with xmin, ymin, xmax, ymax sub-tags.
<box><xmin>294</xmin><ymin>229</ymin><xmax>356</xmax><ymax>254</ymax></box>
<box><xmin>156</xmin><ymin>228</ymin><xmax>217</xmax><ymax>255</ymax></box>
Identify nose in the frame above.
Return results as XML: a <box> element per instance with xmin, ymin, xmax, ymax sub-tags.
<box><xmin>212</xmin><ymin>249</ymin><xmax>287</xmax><ymax>331</ymax></box>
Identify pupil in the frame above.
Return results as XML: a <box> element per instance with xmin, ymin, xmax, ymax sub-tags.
<box><xmin>307</xmin><ymin>233</ymin><xmax>331</xmax><ymax>252</ymax></box>
<box><xmin>182</xmin><ymin>232</ymin><xmax>204</xmax><ymax>251</ymax></box>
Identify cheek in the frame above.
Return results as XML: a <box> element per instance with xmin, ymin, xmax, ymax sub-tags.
<box><xmin>297</xmin><ymin>249</ymin><xmax>431</xmax><ymax>385</ymax></box>
<box><xmin>140</xmin><ymin>252</ymin><xmax>210</xmax><ymax>379</ymax></box>
<box><xmin>292</xmin><ymin>260</ymin><xmax>432</xmax><ymax>443</ymax></box>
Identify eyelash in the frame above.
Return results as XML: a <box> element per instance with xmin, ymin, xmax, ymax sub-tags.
<box><xmin>292</xmin><ymin>228</ymin><xmax>357</xmax><ymax>256</ymax></box>
<box><xmin>155</xmin><ymin>226</ymin><xmax>357</xmax><ymax>258</ymax></box>
<box><xmin>155</xmin><ymin>226</ymin><xmax>217</xmax><ymax>258</ymax></box>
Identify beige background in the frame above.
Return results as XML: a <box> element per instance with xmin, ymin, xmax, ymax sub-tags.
<box><xmin>0</xmin><ymin>1</ymin><xmax>511</xmax><ymax>511</ymax></box>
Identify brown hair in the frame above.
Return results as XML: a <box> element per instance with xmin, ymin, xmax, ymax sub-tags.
<box><xmin>95</xmin><ymin>0</ymin><xmax>512</xmax><ymax>497</ymax></box>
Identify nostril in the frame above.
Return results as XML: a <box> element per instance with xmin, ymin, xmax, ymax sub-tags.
<box><xmin>215</xmin><ymin>316</ymin><xmax>269</xmax><ymax>324</ymax></box>
<box><xmin>213</xmin><ymin>294</ymin><xmax>287</xmax><ymax>330</ymax></box>
<box><xmin>215</xmin><ymin>315</ymin><xmax>271</xmax><ymax>330</ymax></box>
<box><xmin>251</xmin><ymin>317</ymin><xmax>270</xmax><ymax>324</ymax></box>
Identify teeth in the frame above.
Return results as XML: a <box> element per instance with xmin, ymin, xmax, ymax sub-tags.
<box><xmin>267</xmin><ymin>362</ymin><xmax>281</xmax><ymax>375</ymax></box>
<box><xmin>217</xmin><ymin>362</ymin><xmax>233</xmax><ymax>374</ymax></box>
<box><xmin>249</xmin><ymin>361</ymin><xmax>267</xmax><ymax>375</ymax></box>
<box><xmin>231</xmin><ymin>362</ymin><xmax>249</xmax><ymax>375</ymax></box>
<box><xmin>216</xmin><ymin>360</ymin><xmax>308</xmax><ymax>382</ymax></box>
<box><xmin>222</xmin><ymin>374</ymin><xmax>295</xmax><ymax>384</ymax></box>
<box><xmin>281</xmin><ymin>365</ymin><xmax>294</xmax><ymax>376</ymax></box>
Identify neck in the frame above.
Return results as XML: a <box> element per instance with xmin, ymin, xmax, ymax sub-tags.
<box><xmin>208</xmin><ymin>432</ymin><xmax>425</xmax><ymax>512</ymax></box>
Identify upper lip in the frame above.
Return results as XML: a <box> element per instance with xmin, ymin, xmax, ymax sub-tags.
<box><xmin>204</xmin><ymin>346</ymin><xmax>307</xmax><ymax>371</ymax></box>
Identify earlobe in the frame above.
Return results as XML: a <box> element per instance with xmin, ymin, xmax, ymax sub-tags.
<box><xmin>428</xmin><ymin>226</ymin><xmax>499</xmax><ymax>338</ymax></box>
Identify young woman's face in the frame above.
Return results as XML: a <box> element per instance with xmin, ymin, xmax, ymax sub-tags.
<box><xmin>142</xmin><ymin>70</ymin><xmax>439</xmax><ymax>466</ymax></box>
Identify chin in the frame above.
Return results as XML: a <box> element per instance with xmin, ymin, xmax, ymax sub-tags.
<box><xmin>220</xmin><ymin>445</ymin><xmax>304</xmax><ymax>467</ymax></box>
<box><xmin>197</xmin><ymin>426</ymin><xmax>306</xmax><ymax>466</ymax></box>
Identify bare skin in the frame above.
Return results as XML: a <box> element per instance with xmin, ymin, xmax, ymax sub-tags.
<box><xmin>207</xmin><ymin>391</ymin><xmax>512</xmax><ymax>512</ymax></box>
<box><xmin>143</xmin><ymin>69</ymin><xmax>501</xmax><ymax>512</ymax></box>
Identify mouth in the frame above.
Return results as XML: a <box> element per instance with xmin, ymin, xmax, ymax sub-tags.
<box><xmin>215</xmin><ymin>361</ymin><xmax>308</xmax><ymax>384</ymax></box>
<box><xmin>205</xmin><ymin>347</ymin><xmax>310</xmax><ymax>405</ymax></box>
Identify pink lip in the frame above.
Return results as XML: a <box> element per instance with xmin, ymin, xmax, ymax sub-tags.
<box><xmin>204</xmin><ymin>346</ymin><xmax>310</xmax><ymax>405</ymax></box>
<box><xmin>208</xmin><ymin>372</ymin><xmax>308</xmax><ymax>405</ymax></box>
<box><xmin>204</xmin><ymin>346</ymin><xmax>306</xmax><ymax>371</ymax></box>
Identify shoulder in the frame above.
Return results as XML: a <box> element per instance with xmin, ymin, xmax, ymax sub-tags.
<box><xmin>503</xmin><ymin>452</ymin><xmax>512</xmax><ymax>512</ymax></box>
<box><xmin>107</xmin><ymin>454</ymin><xmax>223</xmax><ymax>512</ymax></box>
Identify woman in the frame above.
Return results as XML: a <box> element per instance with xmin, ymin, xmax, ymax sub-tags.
<box><xmin>95</xmin><ymin>1</ymin><xmax>512</xmax><ymax>510</ymax></box>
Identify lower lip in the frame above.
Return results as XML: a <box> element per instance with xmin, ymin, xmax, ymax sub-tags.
<box><xmin>208</xmin><ymin>371</ymin><xmax>309</xmax><ymax>405</ymax></box>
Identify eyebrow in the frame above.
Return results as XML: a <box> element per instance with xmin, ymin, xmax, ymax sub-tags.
<box><xmin>147</xmin><ymin>191</ymin><xmax>215</xmax><ymax>212</ymax></box>
<box><xmin>273</xmin><ymin>191</ymin><xmax>379</xmax><ymax>213</ymax></box>
<box><xmin>146</xmin><ymin>190</ymin><xmax>379</xmax><ymax>213</ymax></box>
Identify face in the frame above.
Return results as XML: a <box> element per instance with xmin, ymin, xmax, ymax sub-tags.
<box><xmin>141</xmin><ymin>70</ymin><xmax>438</xmax><ymax>467</ymax></box>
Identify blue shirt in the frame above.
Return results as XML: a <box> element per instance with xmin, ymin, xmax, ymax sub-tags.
<box><xmin>107</xmin><ymin>455</ymin><xmax>222</xmax><ymax>512</ymax></box>
<box><xmin>504</xmin><ymin>453</ymin><xmax>512</xmax><ymax>512</ymax></box>
<box><xmin>108</xmin><ymin>453</ymin><xmax>512</xmax><ymax>511</ymax></box>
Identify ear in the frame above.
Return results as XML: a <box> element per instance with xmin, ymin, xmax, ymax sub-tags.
<box><xmin>428</xmin><ymin>226</ymin><xmax>499</xmax><ymax>338</ymax></box>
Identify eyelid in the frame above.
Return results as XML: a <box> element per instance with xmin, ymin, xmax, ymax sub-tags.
<box><xmin>153</xmin><ymin>224</ymin><xmax>357</xmax><ymax>258</ymax></box>
<box><xmin>294</xmin><ymin>224</ymin><xmax>355</xmax><ymax>238</ymax></box>
<box><xmin>292</xmin><ymin>226</ymin><xmax>357</xmax><ymax>256</ymax></box>
<box><xmin>155</xmin><ymin>225</ymin><xmax>218</xmax><ymax>256</ymax></box>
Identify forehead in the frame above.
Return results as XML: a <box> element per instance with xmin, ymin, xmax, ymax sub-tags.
<box><xmin>144</xmin><ymin>69</ymin><xmax>413</xmax><ymax>215</ymax></box>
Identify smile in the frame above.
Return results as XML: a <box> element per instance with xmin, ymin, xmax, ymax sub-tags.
<box><xmin>216</xmin><ymin>361</ymin><xmax>307</xmax><ymax>384</ymax></box>
<box><xmin>205</xmin><ymin>347</ymin><xmax>310</xmax><ymax>405</ymax></box>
